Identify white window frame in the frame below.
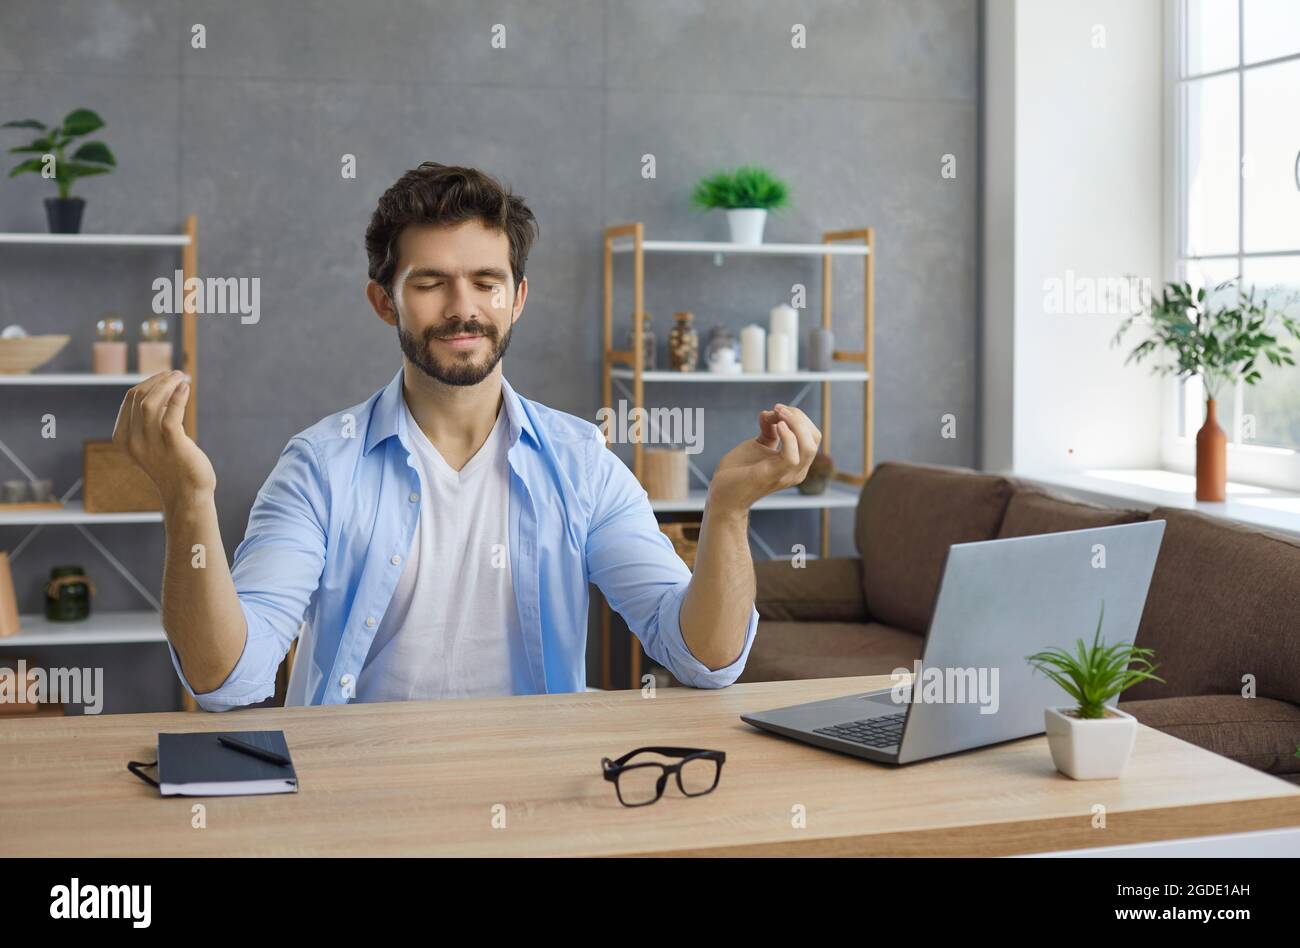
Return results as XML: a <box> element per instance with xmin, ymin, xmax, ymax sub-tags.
<box><xmin>1161</xmin><ymin>0</ymin><xmax>1300</xmax><ymax>492</ymax></box>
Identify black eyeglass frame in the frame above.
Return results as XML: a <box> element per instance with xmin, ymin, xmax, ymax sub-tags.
<box><xmin>600</xmin><ymin>746</ymin><xmax>726</xmax><ymax>807</ymax></box>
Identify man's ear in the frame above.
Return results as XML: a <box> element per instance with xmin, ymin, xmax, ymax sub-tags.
<box><xmin>511</xmin><ymin>276</ymin><xmax>528</xmax><ymax>326</ymax></box>
<box><xmin>366</xmin><ymin>280</ymin><xmax>398</xmax><ymax>328</ymax></box>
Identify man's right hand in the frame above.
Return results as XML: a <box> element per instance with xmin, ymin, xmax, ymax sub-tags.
<box><xmin>113</xmin><ymin>370</ymin><xmax>217</xmax><ymax>507</ymax></box>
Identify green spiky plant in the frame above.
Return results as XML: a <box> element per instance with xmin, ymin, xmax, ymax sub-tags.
<box><xmin>1026</xmin><ymin>603</ymin><xmax>1164</xmax><ymax>720</ymax></box>
<box><xmin>4</xmin><ymin>109</ymin><xmax>116</xmax><ymax>199</ymax></box>
<box><xmin>690</xmin><ymin>165</ymin><xmax>790</xmax><ymax>212</ymax></box>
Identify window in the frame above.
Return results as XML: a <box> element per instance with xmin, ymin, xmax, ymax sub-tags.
<box><xmin>1171</xmin><ymin>0</ymin><xmax>1300</xmax><ymax>481</ymax></box>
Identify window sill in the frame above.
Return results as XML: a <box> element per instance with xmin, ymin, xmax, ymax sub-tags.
<box><xmin>1016</xmin><ymin>468</ymin><xmax>1300</xmax><ymax>541</ymax></box>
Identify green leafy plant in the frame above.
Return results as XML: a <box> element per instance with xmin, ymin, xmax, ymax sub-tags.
<box><xmin>690</xmin><ymin>165</ymin><xmax>790</xmax><ymax>212</ymax></box>
<box><xmin>4</xmin><ymin>109</ymin><xmax>116</xmax><ymax>199</ymax></box>
<box><xmin>1026</xmin><ymin>603</ymin><xmax>1164</xmax><ymax>719</ymax></box>
<box><xmin>1113</xmin><ymin>279</ymin><xmax>1300</xmax><ymax>400</ymax></box>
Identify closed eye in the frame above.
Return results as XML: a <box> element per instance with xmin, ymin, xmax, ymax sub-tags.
<box><xmin>411</xmin><ymin>282</ymin><xmax>499</xmax><ymax>291</ymax></box>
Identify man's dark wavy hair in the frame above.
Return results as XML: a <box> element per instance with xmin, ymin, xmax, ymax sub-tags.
<box><xmin>365</xmin><ymin>161</ymin><xmax>538</xmax><ymax>296</ymax></box>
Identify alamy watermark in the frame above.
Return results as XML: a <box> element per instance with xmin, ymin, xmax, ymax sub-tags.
<box><xmin>0</xmin><ymin>660</ymin><xmax>103</xmax><ymax>714</ymax></box>
<box><xmin>152</xmin><ymin>268</ymin><xmax>260</xmax><ymax>325</ymax></box>
<box><xmin>1043</xmin><ymin>270</ymin><xmax>1152</xmax><ymax>317</ymax></box>
<box><xmin>49</xmin><ymin>878</ymin><xmax>150</xmax><ymax>928</ymax></box>
<box><xmin>596</xmin><ymin>399</ymin><xmax>704</xmax><ymax>455</ymax></box>
<box><xmin>890</xmin><ymin>661</ymin><xmax>1000</xmax><ymax>714</ymax></box>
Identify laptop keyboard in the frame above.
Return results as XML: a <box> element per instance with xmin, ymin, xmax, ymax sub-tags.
<box><xmin>813</xmin><ymin>711</ymin><xmax>907</xmax><ymax>748</ymax></box>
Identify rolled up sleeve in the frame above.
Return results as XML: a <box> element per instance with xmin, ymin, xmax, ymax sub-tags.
<box><xmin>584</xmin><ymin>431</ymin><xmax>757</xmax><ymax>689</ymax></box>
<box><xmin>654</xmin><ymin>584</ymin><xmax>759</xmax><ymax>688</ymax></box>
<box><xmin>169</xmin><ymin>436</ymin><xmax>328</xmax><ymax>712</ymax></box>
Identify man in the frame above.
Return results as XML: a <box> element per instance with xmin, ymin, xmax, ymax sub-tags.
<box><xmin>114</xmin><ymin>162</ymin><xmax>821</xmax><ymax>710</ymax></box>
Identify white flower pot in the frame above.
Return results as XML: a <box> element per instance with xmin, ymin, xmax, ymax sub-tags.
<box><xmin>726</xmin><ymin>208</ymin><xmax>767</xmax><ymax>245</ymax></box>
<box><xmin>1044</xmin><ymin>705</ymin><xmax>1137</xmax><ymax>780</ymax></box>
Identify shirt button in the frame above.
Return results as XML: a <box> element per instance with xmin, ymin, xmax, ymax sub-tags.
<box><xmin>365</xmin><ymin>616</ymin><xmax>377</xmax><ymax>628</ymax></box>
<box><xmin>339</xmin><ymin>673</ymin><xmax>354</xmax><ymax>688</ymax></box>
<box><xmin>390</xmin><ymin>554</ymin><xmax>401</xmax><ymax>566</ymax></box>
<box><xmin>408</xmin><ymin>491</ymin><xmax>419</xmax><ymax>503</ymax></box>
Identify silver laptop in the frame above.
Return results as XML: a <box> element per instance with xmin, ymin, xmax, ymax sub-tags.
<box><xmin>741</xmin><ymin>520</ymin><xmax>1165</xmax><ymax>764</ymax></box>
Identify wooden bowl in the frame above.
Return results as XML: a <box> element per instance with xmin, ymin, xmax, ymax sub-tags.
<box><xmin>0</xmin><ymin>335</ymin><xmax>70</xmax><ymax>374</ymax></box>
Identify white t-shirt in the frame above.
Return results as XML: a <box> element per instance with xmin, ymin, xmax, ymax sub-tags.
<box><xmin>355</xmin><ymin>399</ymin><xmax>527</xmax><ymax>702</ymax></box>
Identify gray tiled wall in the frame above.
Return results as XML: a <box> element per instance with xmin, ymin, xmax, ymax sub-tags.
<box><xmin>0</xmin><ymin>0</ymin><xmax>979</xmax><ymax>702</ymax></box>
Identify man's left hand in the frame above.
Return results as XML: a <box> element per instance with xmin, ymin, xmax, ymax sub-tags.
<box><xmin>707</xmin><ymin>403</ymin><xmax>822</xmax><ymax>514</ymax></box>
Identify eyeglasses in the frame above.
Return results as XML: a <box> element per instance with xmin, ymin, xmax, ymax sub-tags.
<box><xmin>600</xmin><ymin>746</ymin><xmax>726</xmax><ymax>807</ymax></box>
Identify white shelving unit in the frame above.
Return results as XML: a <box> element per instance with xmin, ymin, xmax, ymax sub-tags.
<box><xmin>609</xmin><ymin>237</ymin><xmax>872</xmax><ymax>258</ymax></box>
<box><xmin>0</xmin><ymin>501</ymin><xmax>163</xmax><ymax>526</ymax></box>
<box><xmin>600</xmin><ymin>223</ymin><xmax>876</xmax><ymax>687</ymax></box>
<box><xmin>649</xmin><ymin>483</ymin><xmax>861</xmax><ymax>513</ymax></box>
<box><xmin>0</xmin><ymin>232</ymin><xmax>190</xmax><ymax>247</ymax></box>
<box><xmin>4</xmin><ymin>611</ymin><xmax>166</xmax><ymax>647</ymax></box>
<box><xmin>610</xmin><ymin>367</ymin><xmax>869</xmax><ymax>383</ymax></box>
<box><xmin>0</xmin><ymin>373</ymin><xmax>150</xmax><ymax>386</ymax></box>
<box><xmin>0</xmin><ymin>220</ymin><xmax>200</xmax><ymax>711</ymax></box>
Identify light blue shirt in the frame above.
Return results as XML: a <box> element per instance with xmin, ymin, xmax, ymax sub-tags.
<box><xmin>169</xmin><ymin>369</ymin><xmax>758</xmax><ymax>711</ymax></box>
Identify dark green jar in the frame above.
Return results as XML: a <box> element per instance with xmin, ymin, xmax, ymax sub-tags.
<box><xmin>45</xmin><ymin>565</ymin><xmax>92</xmax><ymax>622</ymax></box>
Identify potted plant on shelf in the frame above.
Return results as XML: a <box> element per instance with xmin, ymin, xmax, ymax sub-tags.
<box><xmin>4</xmin><ymin>108</ymin><xmax>116</xmax><ymax>234</ymax></box>
<box><xmin>690</xmin><ymin>165</ymin><xmax>790</xmax><ymax>245</ymax></box>
<box><xmin>1026</xmin><ymin>603</ymin><xmax>1163</xmax><ymax>780</ymax></box>
<box><xmin>1114</xmin><ymin>279</ymin><xmax>1299</xmax><ymax>501</ymax></box>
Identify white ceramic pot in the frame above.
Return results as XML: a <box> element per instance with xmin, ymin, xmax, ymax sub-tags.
<box><xmin>1044</xmin><ymin>705</ymin><xmax>1137</xmax><ymax>780</ymax></box>
<box><xmin>726</xmin><ymin>208</ymin><xmax>767</xmax><ymax>245</ymax></box>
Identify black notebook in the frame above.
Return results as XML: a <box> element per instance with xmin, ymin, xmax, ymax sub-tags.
<box><xmin>130</xmin><ymin>731</ymin><xmax>299</xmax><ymax>797</ymax></box>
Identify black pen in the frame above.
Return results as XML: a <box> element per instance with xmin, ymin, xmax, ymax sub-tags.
<box><xmin>218</xmin><ymin>735</ymin><xmax>291</xmax><ymax>767</ymax></box>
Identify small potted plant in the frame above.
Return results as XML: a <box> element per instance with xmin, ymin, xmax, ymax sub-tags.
<box><xmin>1026</xmin><ymin>603</ymin><xmax>1164</xmax><ymax>780</ymax></box>
<box><xmin>690</xmin><ymin>165</ymin><xmax>790</xmax><ymax>245</ymax></box>
<box><xmin>4</xmin><ymin>109</ymin><xmax>116</xmax><ymax>233</ymax></box>
<box><xmin>1113</xmin><ymin>279</ymin><xmax>1299</xmax><ymax>501</ymax></box>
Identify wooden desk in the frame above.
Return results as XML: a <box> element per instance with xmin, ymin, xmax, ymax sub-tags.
<box><xmin>2</xmin><ymin>675</ymin><xmax>1298</xmax><ymax>856</ymax></box>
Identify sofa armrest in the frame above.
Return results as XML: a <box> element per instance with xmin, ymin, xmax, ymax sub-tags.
<box><xmin>754</xmin><ymin>556</ymin><xmax>868</xmax><ymax>623</ymax></box>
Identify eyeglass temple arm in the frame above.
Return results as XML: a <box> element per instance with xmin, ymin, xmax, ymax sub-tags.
<box><xmin>607</xmin><ymin>747</ymin><xmax>725</xmax><ymax>768</ymax></box>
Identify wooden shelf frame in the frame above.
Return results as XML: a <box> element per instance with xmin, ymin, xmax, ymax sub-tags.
<box><xmin>599</xmin><ymin>222</ymin><xmax>876</xmax><ymax>689</ymax></box>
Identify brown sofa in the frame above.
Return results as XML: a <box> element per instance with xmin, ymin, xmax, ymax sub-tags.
<box><xmin>660</xmin><ymin>461</ymin><xmax>1300</xmax><ymax>784</ymax></box>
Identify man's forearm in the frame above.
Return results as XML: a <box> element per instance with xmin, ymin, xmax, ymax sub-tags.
<box><xmin>161</xmin><ymin>492</ymin><xmax>248</xmax><ymax>694</ymax></box>
<box><xmin>679</xmin><ymin>500</ymin><xmax>754</xmax><ymax>671</ymax></box>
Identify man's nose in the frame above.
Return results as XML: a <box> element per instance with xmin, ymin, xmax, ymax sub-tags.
<box><xmin>443</xmin><ymin>279</ymin><xmax>480</xmax><ymax>322</ymax></box>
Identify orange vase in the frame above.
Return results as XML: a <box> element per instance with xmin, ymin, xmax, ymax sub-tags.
<box><xmin>1195</xmin><ymin>398</ymin><xmax>1227</xmax><ymax>502</ymax></box>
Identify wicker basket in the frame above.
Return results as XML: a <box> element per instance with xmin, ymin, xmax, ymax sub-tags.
<box><xmin>659</xmin><ymin>521</ymin><xmax>701</xmax><ymax>571</ymax></box>
<box><xmin>83</xmin><ymin>440</ymin><xmax>161</xmax><ymax>513</ymax></box>
<box><xmin>0</xmin><ymin>334</ymin><xmax>70</xmax><ymax>374</ymax></box>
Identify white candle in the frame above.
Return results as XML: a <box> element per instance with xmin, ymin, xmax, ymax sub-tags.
<box><xmin>769</xmin><ymin>304</ymin><xmax>799</xmax><ymax>371</ymax></box>
<box><xmin>767</xmin><ymin>332</ymin><xmax>790</xmax><ymax>374</ymax></box>
<box><xmin>740</xmin><ymin>324</ymin><xmax>766</xmax><ymax>373</ymax></box>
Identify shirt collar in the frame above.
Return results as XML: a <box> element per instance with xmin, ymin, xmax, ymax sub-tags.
<box><xmin>364</xmin><ymin>368</ymin><xmax>539</xmax><ymax>456</ymax></box>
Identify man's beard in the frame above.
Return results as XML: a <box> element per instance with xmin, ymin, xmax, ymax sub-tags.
<box><xmin>397</xmin><ymin>315</ymin><xmax>513</xmax><ymax>386</ymax></box>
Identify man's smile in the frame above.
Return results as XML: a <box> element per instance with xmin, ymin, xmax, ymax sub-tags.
<box><xmin>436</xmin><ymin>333</ymin><xmax>488</xmax><ymax>350</ymax></box>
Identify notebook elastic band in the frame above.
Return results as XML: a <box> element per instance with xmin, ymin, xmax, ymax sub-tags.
<box><xmin>127</xmin><ymin>759</ymin><xmax>160</xmax><ymax>788</ymax></box>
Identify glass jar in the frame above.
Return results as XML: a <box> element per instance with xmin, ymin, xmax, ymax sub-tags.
<box><xmin>625</xmin><ymin>311</ymin><xmax>656</xmax><ymax>370</ymax></box>
<box><xmin>45</xmin><ymin>565</ymin><xmax>92</xmax><ymax>622</ymax></box>
<box><xmin>704</xmin><ymin>325</ymin><xmax>740</xmax><ymax>373</ymax></box>
<box><xmin>668</xmin><ymin>311</ymin><xmax>699</xmax><ymax>372</ymax></box>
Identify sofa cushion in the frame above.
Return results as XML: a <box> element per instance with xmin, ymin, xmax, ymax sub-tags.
<box><xmin>854</xmin><ymin>462</ymin><xmax>1015</xmax><ymax>632</ymax></box>
<box><xmin>1118</xmin><ymin>695</ymin><xmax>1300</xmax><ymax>776</ymax></box>
<box><xmin>754</xmin><ymin>557</ymin><xmax>867</xmax><ymax>623</ymax></box>
<box><xmin>735</xmin><ymin>621</ymin><xmax>924</xmax><ymax>684</ymax></box>
<box><xmin>1125</xmin><ymin>508</ymin><xmax>1300</xmax><ymax>706</ymax></box>
<box><xmin>996</xmin><ymin>488</ymin><xmax>1147</xmax><ymax>538</ymax></box>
